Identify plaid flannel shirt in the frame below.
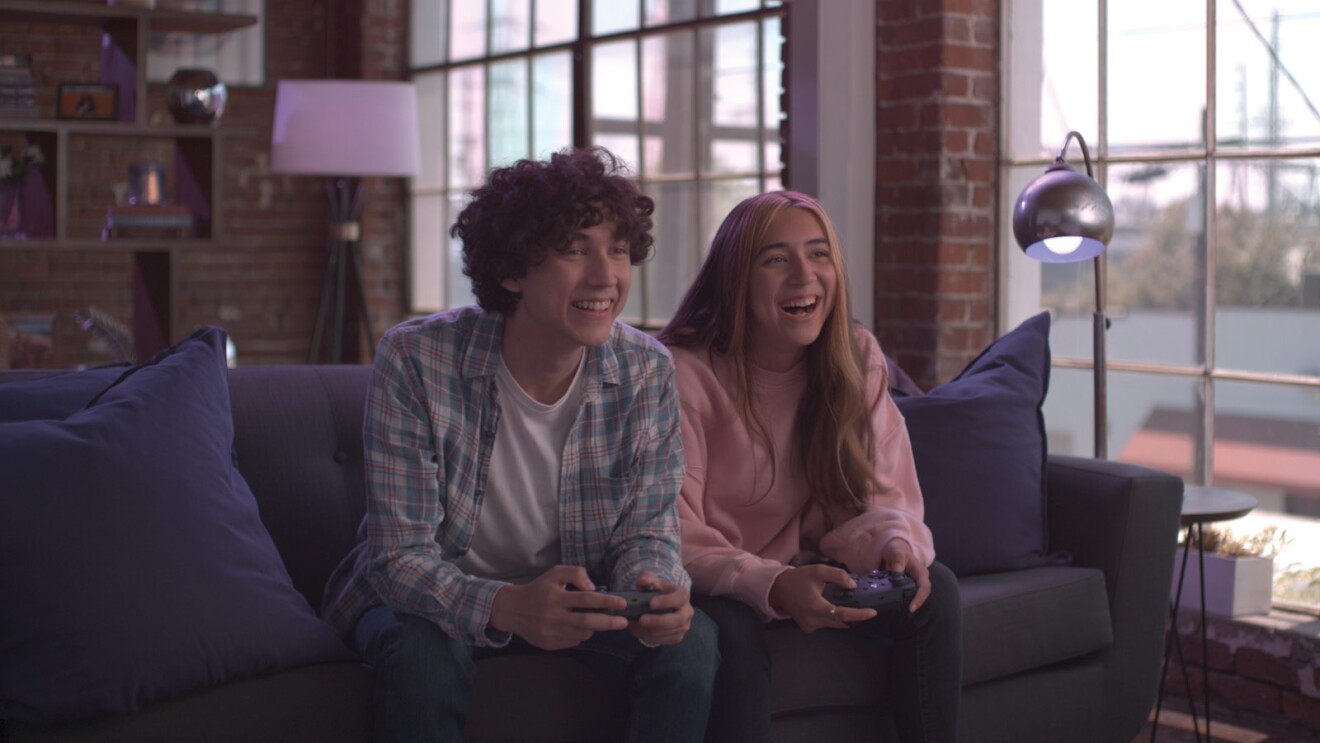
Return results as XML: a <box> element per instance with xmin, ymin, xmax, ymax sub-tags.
<box><xmin>321</xmin><ymin>306</ymin><xmax>687</xmax><ymax>647</ymax></box>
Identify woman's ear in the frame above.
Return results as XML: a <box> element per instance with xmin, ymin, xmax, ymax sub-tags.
<box><xmin>501</xmin><ymin>276</ymin><xmax>522</xmax><ymax>295</ymax></box>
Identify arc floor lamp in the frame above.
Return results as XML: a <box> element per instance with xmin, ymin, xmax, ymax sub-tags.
<box><xmin>271</xmin><ymin>80</ymin><xmax>421</xmax><ymax>363</ymax></box>
<box><xmin>1012</xmin><ymin>130</ymin><xmax>1116</xmax><ymax>458</ymax></box>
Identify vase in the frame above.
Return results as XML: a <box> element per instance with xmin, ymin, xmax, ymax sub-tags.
<box><xmin>166</xmin><ymin>68</ymin><xmax>227</xmax><ymax>125</ymax></box>
<box><xmin>0</xmin><ymin>181</ymin><xmax>26</xmax><ymax>240</ymax></box>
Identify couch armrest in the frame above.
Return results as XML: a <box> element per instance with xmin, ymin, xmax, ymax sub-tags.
<box><xmin>1045</xmin><ymin>454</ymin><xmax>1184</xmax><ymax>743</ymax></box>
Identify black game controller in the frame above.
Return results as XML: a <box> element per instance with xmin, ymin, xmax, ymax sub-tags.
<box><xmin>821</xmin><ymin>569</ymin><xmax>916</xmax><ymax>612</ymax></box>
<box><xmin>571</xmin><ymin>586</ymin><xmax>671</xmax><ymax>618</ymax></box>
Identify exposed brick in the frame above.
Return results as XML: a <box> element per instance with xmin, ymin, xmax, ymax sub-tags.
<box><xmin>1237</xmin><ymin>647</ymin><xmax>1299</xmax><ymax>688</ymax></box>
<box><xmin>1208</xmin><ymin>674</ymin><xmax>1282</xmax><ymax>716</ymax></box>
<box><xmin>1281</xmin><ymin>692</ymin><xmax>1320</xmax><ymax>733</ymax></box>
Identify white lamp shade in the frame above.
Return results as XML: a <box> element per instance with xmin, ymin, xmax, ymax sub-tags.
<box><xmin>271</xmin><ymin>80</ymin><xmax>421</xmax><ymax>177</ymax></box>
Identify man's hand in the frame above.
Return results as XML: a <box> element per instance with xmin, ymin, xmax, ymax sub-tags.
<box><xmin>488</xmin><ymin>565</ymin><xmax>628</xmax><ymax>650</ymax></box>
<box><xmin>629</xmin><ymin>572</ymin><xmax>694</xmax><ymax>647</ymax></box>
<box><xmin>878</xmin><ymin>538</ymin><xmax>931</xmax><ymax>613</ymax></box>
<box><xmin>768</xmin><ymin>565</ymin><xmax>876</xmax><ymax>632</ymax></box>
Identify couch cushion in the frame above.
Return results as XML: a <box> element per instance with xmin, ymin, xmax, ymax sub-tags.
<box><xmin>0</xmin><ymin>327</ymin><xmax>352</xmax><ymax>724</ymax></box>
<box><xmin>958</xmin><ymin>566</ymin><xmax>1113</xmax><ymax>685</ymax></box>
<box><xmin>895</xmin><ymin>311</ymin><xmax>1066</xmax><ymax>577</ymax></box>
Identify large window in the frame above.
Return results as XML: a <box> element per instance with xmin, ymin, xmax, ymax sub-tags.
<box><xmin>1003</xmin><ymin>0</ymin><xmax>1320</xmax><ymax>611</ymax></box>
<box><xmin>407</xmin><ymin>0</ymin><xmax>786</xmax><ymax>327</ymax></box>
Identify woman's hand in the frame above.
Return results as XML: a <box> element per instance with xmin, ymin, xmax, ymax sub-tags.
<box><xmin>879</xmin><ymin>538</ymin><xmax>931</xmax><ymax>612</ymax></box>
<box><xmin>768</xmin><ymin>565</ymin><xmax>877</xmax><ymax>632</ymax></box>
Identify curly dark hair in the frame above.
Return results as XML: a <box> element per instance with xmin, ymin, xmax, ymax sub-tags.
<box><xmin>450</xmin><ymin>146</ymin><xmax>655</xmax><ymax>314</ymax></box>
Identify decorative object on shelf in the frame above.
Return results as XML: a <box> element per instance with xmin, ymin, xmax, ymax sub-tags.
<box><xmin>1171</xmin><ymin>524</ymin><xmax>1289</xmax><ymax>618</ymax></box>
<box><xmin>1011</xmin><ymin>130</ymin><xmax>1115</xmax><ymax>458</ymax></box>
<box><xmin>128</xmin><ymin>162</ymin><xmax>167</xmax><ymax>206</ymax></box>
<box><xmin>55</xmin><ymin>83</ymin><xmax>119</xmax><ymax>121</ymax></box>
<box><xmin>0</xmin><ymin>143</ymin><xmax>43</xmax><ymax>240</ymax></box>
<box><xmin>271</xmin><ymin>79</ymin><xmax>421</xmax><ymax>363</ymax></box>
<box><xmin>0</xmin><ymin>54</ymin><xmax>39</xmax><ymax>120</ymax></box>
<box><xmin>165</xmin><ymin>68</ymin><xmax>227</xmax><ymax>124</ymax></box>
<box><xmin>75</xmin><ymin>306</ymin><xmax>136</xmax><ymax>364</ymax></box>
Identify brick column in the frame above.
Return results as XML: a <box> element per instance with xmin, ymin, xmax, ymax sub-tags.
<box><xmin>872</xmin><ymin>0</ymin><xmax>999</xmax><ymax>387</ymax></box>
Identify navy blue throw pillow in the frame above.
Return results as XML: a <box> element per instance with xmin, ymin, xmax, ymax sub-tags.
<box><xmin>0</xmin><ymin>327</ymin><xmax>351</xmax><ymax>723</ymax></box>
<box><xmin>895</xmin><ymin>312</ymin><xmax>1067</xmax><ymax>577</ymax></box>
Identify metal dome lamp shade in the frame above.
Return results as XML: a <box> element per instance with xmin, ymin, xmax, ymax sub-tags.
<box><xmin>1012</xmin><ymin>131</ymin><xmax>1115</xmax><ymax>458</ymax></box>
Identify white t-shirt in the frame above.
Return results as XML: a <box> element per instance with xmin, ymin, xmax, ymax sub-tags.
<box><xmin>453</xmin><ymin>353</ymin><xmax>585</xmax><ymax>583</ymax></box>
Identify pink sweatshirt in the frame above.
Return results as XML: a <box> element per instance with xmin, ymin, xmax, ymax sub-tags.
<box><xmin>670</xmin><ymin>327</ymin><xmax>933</xmax><ymax>620</ymax></box>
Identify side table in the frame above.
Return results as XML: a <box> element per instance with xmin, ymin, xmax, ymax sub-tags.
<box><xmin>1150</xmin><ymin>484</ymin><xmax>1258</xmax><ymax>743</ymax></box>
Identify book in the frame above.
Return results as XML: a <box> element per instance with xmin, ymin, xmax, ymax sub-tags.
<box><xmin>104</xmin><ymin>204</ymin><xmax>194</xmax><ymax>238</ymax></box>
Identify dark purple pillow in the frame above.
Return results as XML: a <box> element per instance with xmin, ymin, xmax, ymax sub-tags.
<box><xmin>0</xmin><ymin>364</ymin><xmax>131</xmax><ymax>422</ymax></box>
<box><xmin>0</xmin><ymin>327</ymin><xmax>351</xmax><ymax>723</ymax></box>
<box><xmin>895</xmin><ymin>311</ymin><xmax>1068</xmax><ymax>577</ymax></box>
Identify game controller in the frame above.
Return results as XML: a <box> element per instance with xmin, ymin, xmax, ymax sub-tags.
<box><xmin>570</xmin><ymin>586</ymin><xmax>671</xmax><ymax>618</ymax></box>
<box><xmin>821</xmin><ymin>569</ymin><xmax>916</xmax><ymax>612</ymax></box>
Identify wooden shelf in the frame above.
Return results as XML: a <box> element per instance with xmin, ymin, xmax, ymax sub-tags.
<box><xmin>0</xmin><ymin>1</ymin><xmax>257</xmax><ymax>34</ymax></box>
<box><xmin>0</xmin><ymin>0</ymin><xmax>256</xmax><ymax>360</ymax></box>
<box><xmin>0</xmin><ymin>238</ymin><xmax>223</xmax><ymax>252</ymax></box>
<box><xmin>0</xmin><ymin>120</ymin><xmax>252</xmax><ymax>139</ymax></box>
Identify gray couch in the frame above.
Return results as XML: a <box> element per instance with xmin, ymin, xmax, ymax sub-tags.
<box><xmin>2</xmin><ymin>364</ymin><xmax>1183</xmax><ymax>743</ymax></box>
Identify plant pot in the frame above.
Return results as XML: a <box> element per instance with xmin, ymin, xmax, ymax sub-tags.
<box><xmin>1170</xmin><ymin>550</ymin><xmax>1273</xmax><ymax>618</ymax></box>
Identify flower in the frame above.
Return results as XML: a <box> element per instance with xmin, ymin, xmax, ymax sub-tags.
<box><xmin>0</xmin><ymin>144</ymin><xmax>44</xmax><ymax>186</ymax></box>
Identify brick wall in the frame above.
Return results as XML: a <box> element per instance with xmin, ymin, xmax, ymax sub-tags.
<box><xmin>1163</xmin><ymin>609</ymin><xmax>1320</xmax><ymax>737</ymax></box>
<box><xmin>0</xmin><ymin>0</ymin><xmax>409</xmax><ymax>368</ymax></box>
<box><xmin>872</xmin><ymin>0</ymin><xmax>1000</xmax><ymax>387</ymax></box>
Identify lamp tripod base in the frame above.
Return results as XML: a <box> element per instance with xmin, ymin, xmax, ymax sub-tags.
<box><xmin>307</xmin><ymin>178</ymin><xmax>376</xmax><ymax>364</ymax></box>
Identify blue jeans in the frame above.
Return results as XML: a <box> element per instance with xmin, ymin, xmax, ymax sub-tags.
<box><xmin>693</xmin><ymin>560</ymin><xmax>962</xmax><ymax>743</ymax></box>
<box><xmin>353</xmin><ymin>605</ymin><xmax>719</xmax><ymax>743</ymax></box>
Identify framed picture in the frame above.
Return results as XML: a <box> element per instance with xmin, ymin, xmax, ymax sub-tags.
<box><xmin>56</xmin><ymin>83</ymin><xmax>118</xmax><ymax>120</ymax></box>
<box><xmin>148</xmin><ymin>0</ymin><xmax>266</xmax><ymax>87</ymax></box>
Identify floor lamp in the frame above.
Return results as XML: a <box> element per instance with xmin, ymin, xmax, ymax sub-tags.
<box><xmin>271</xmin><ymin>80</ymin><xmax>421</xmax><ymax>363</ymax></box>
<box><xmin>1012</xmin><ymin>130</ymin><xmax>1115</xmax><ymax>458</ymax></box>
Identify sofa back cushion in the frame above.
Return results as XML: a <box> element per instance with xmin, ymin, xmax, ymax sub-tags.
<box><xmin>227</xmin><ymin>365</ymin><xmax>372</xmax><ymax>613</ymax></box>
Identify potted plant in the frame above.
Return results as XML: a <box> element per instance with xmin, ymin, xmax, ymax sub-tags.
<box><xmin>1171</xmin><ymin>525</ymin><xmax>1290</xmax><ymax>618</ymax></box>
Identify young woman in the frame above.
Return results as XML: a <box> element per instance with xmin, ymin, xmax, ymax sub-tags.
<box><xmin>658</xmin><ymin>190</ymin><xmax>961</xmax><ymax>743</ymax></box>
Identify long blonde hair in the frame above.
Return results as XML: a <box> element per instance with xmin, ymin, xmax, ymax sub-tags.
<box><xmin>659</xmin><ymin>191</ymin><xmax>880</xmax><ymax>518</ymax></box>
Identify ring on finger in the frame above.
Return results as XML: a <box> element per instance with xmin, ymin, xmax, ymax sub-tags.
<box><xmin>828</xmin><ymin>606</ymin><xmax>837</xmax><ymax>617</ymax></box>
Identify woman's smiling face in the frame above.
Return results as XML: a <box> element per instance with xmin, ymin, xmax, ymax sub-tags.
<box><xmin>745</xmin><ymin>207</ymin><xmax>837</xmax><ymax>372</ymax></box>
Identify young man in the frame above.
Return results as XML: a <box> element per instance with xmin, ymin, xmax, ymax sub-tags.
<box><xmin>322</xmin><ymin>147</ymin><xmax>717</xmax><ymax>743</ymax></box>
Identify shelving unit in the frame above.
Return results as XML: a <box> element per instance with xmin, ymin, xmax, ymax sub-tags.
<box><xmin>0</xmin><ymin>0</ymin><xmax>258</xmax><ymax>360</ymax></box>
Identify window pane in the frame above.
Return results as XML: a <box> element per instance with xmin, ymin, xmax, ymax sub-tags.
<box><xmin>415</xmin><ymin>72</ymin><xmax>447</xmax><ymax>191</ymax></box>
<box><xmin>410</xmin><ymin>194</ymin><xmax>447</xmax><ymax>312</ymax></box>
<box><xmin>592</xmin><ymin>41</ymin><xmax>640</xmax><ymax>169</ymax></box>
<box><xmin>449</xmin><ymin>65</ymin><xmax>486</xmax><ymax>188</ymax></box>
<box><xmin>1004</xmin><ymin>0</ymin><xmax>1098</xmax><ymax>160</ymax></box>
<box><xmin>411</xmin><ymin>0</ymin><xmax>447</xmax><ymax>67</ymax></box>
<box><xmin>450</xmin><ymin>0</ymin><xmax>487</xmax><ymax>60</ymax></box>
<box><xmin>642</xmin><ymin>32</ymin><xmax>696</xmax><ymax>176</ymax></box>
<box><xmin>1215</xmin><ymin>378</ymin><xmax>1320</xmax><ymax>513</ymax></box>
<box><xmin>532</xmin><ymin>52</ymin><xmax>573</xmax><ymax>159</ymax></box>
<box><xmin>1216</xmin><ymin>0</ymin><xmax>1320</xmax><ymax>150</ymax></box>
<box><xmin>711</xmin><ymin>0</ymin><xmax>758</xmax><ymax>16</ymax></box>
<box><xmin>489</xmin><ymin>59</ymin><xmax>530</xmax><ymax>168</ymax></box>
<box><xmin>646</xmin><ymin>0</ymin><xmax>696</xmax><ymax>26</ymax></box>
<box><xmin>1109</xmin><ymin>0</ymin><xmax>1206</xmax><ymax>152</ymax></box>
<box><xmin>1104</xmin><ymin>370</ymin><xmax>1202</xmax><ymax>475</ymax></box>
<box><xmin>448</xmin><ymin>193</ymin><xmax>477</xmax><ymax>308</ymax></box>
<box><xmin>1106</xmin><ymin>161</ymin><xmax>1206</xmax><ymax>367</ymax></box>
<box><xmin>535</xmin><ymin>0</ymin><xmax>578</xmax><ymax>46</ymax></box>
<box><xmin>704</xmin><ymin>22</ymin><xmax>759</xmax><ymax>174</ymax></box>
<box><xmin>491</xmin><ymin>0</ymin><xmax>531</xmax><ymax>54</ymax></box>
<box><xmin>700</xmin><ymin>177</ymin><xmax>761</xmax><ymax>252</ymax></box>
<box><xmin>1214</xmin><ymin>158</ymin><xmax>1320</xmax><ymax>373</ymax></box>
<box><xmin>646</xmin><ymin>181</ymin><xmax>702</xmax><ymax>323</ymax></box>
<box><xmin>594</xmin><ymin>0</ymin><xmax>640</xmax><ymax>35</ymax></box>
<box><xmin>761</xmin><ymin>16</ymin><xmax>783</xmax><ymax>172</ymax></box>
